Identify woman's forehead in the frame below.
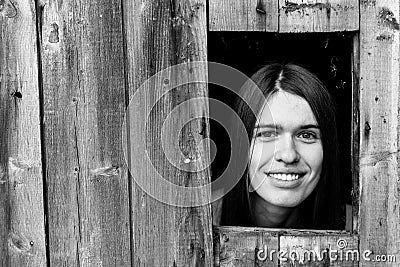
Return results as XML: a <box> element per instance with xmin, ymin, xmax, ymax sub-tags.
<box><xmin>256</xmin><ymin>91</ymin><xmax>318</xmax><ymax>128</ymax></box>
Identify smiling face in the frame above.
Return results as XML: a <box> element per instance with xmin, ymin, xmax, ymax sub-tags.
<box><xmin>248</xmin><ymin>90</ymin><xmax>323</xmax><ymax>209</ymax></box>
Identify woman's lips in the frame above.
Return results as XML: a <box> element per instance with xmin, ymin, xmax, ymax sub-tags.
<box><xmin>266</xmin><ymin>173</ymin><xmax>305</xmax><ymax>189</ymax></box>
<box><xmin>268</xmin><ymin>173</ymin><xmax>300</xmax><ymax>181</ymax></box>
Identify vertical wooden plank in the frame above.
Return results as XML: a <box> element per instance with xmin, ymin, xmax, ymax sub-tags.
<box><xmin>279</xmin><ymin>0</ymin><xmax>359</xmax><ymax>32</ymax></box>
<box><xmin>39</xmin><ymin>0</ymin><xmax>131</xmax><ymax>265</ymax></box>
<box><xmin>208</xmin><ymin>0</ymin><xmax>278</xmax><ymax>31</ymax></box>
<box><xmin>351</xmin><ymin>33</ymin><xmax>360</xmax><ymax>233</ymax></box>
<box><xmin>0</xmin><ymin>0</ymin><xmax>47</xmax><ymax>266</ymax></box>
<box><xmin>208</xmin><ymin>0</ymin><xmax>247</xmax><ymax>31</ymax></box>
<box><xmin>214</xmin><ymin>226</ymin><xmax>279</xmax><ymax>266</ymax></box>
<box><xmin>248</xmin><ymin>0</ymin><xmax>278</xmax><ymax>31</ymax></box>
<box><xmin>359</xmin><ymin>0</ymin><xmax>400</xmax><ymax>266</ymax></box>
<box><xmin>280</xmin><ymin>235</ymin><xmax>358</xmax><ymax>266</ymax></box>
<box><xmin>123</xmin><ymin>0</ymin><xmax>213</xmax><ymax>265</ymax></box>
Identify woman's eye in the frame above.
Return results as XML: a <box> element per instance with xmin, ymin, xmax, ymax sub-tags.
<box><xmin>254</xmin><ymin>131</ymin><xmax>278</xmax><ymax>139</ymax></box>
<box><xmin>297</xmin><ymin>132</ymin><xmax>318</xmax><ymax>142</ymax></box>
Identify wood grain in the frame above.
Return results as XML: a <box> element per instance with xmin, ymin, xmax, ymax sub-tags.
<box><xmin>351</xmin><ymin>33</ymin><xmax>360</xmax><ymax>233</ymax></box>
<box><xmin>209</xmin><ymin>0</ymin><xmax>278</xmax><ymax>31</ymax></box>
<box><xmin>123</xmin><ymin>0</ymin><xmax>213</xmax><ymax>265</ymax></box>
<box><xmin>280</xmin><ymin>235</ymin><xmax>358</xmax><ymax>266</ymax></box>
<box><xmin>359</xmin><ymin>0</ymin><xmax>400</xmax><ymax>266</ymax></box>
<box><xmin>214</xmin><ymin>227</ymin><xmax>278</xmax><ymax>266</ymax></box>
<box><xmin>0</xmin><ymin>0</ymin><xmax>47</xmax><ymax>266</ymax></box>
<box><xmin>278</xmin><ymin>0</ymin><xmax>359</xmax><ymax>32</ymax></box>
<box><xmin>213</xmin><ymin>226</ymin><xmax>357</xmax><ymax>266</ymax></box>
<box><xmin>39</xmin><ymin>0</ymin><xmax>131</xmax><ymax>265</ymax></box>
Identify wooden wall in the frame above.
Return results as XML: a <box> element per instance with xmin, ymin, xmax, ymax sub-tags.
<box><xmin>123</xmin><ymin>0</ymin><xmax>213</xmax><ymax>265</ymax></box>
<box><xmin>1</xmin><ymin>0</ymin><xmax>399</xmax><ymax>266</ymax></box>
<box><xmin>40</xmin><ymin>0</ymin><xmax>132</xmax><ymax>265</ymax></box>
<box><xmin>209</xmin><ymin>0</ymin><xmax>359</xmax><ymax>32</ymax></box>
<box><xmin>1</xmin><ymin>0</ymin><xmax>212</xmax><ymax>266</ymax></box>
<box><xmin>0</xmin><ymin>0</ymin><xmax>46</xmax><ymax>266</ymax></box>
<box><xmin>359</xmin><ymin>1</ymin><xmax>400</xmax><ymax>267</ymax></box>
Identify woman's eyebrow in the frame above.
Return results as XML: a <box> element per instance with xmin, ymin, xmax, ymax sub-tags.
<box><xmin>299</xmin><ymin>124</ymin><xmax>320</xmax><ymax>129</ymax></box>
<box><xmin>299</xmin><ymin>124</ymin><xmax>319</xmax><ymax>130</ymax></box>
<box><xmin>254</xmin><ymin>124</ymin><xmax>282</xmax><ymax>129</ymax></box>
<box><xmin>254</xmin><ymin>124</ymin><xmax>319</xmax><ymax>130</ymax></box>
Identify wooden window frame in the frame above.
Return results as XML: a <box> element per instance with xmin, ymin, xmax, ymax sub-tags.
<box><xmin>211</xmin><ymin>31</ymin><xmax>360</xmax><ymax>267</ymax></box>
<box><xmin>209</xmin><ymin>1</ymin><xmax>400</xmax><ymax>266</ymax></box>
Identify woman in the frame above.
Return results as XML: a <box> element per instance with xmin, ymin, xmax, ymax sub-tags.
<box><xmin>220</xmin><ymin>63</ymin><xmax>343</xmax><ymax>230</ymax></box>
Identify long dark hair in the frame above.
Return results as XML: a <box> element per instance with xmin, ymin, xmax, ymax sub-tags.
<box><xmin>220</xmin><ymin>63</ymin><xmax>342</xmax><ymax>230</ymax></box>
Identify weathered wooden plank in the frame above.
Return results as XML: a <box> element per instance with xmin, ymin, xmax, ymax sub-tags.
<box><xmin>280</xmin><ymin>235</ymin><xmax>358</xmax><ymax>266</ymax></box>
<box><xmin>209</xmin><ymin>0</ymin><xmax>247</xmax><ymax>31</ymax></box>
<box><xmin>123</xmin><ymin>0</ymin><xmax>213</xmax><ymax>265</ymax></box>
<box><xmin>279</xmin><ymin>0</ymin><xmax>359</xmax><ymax>32</ymax></box>
<box><xmin>0</xmin><ymin>0</ymin><xmax>47</xmax><ymax>266</ymax></box>
<box><xmin>209</xmin><ymin>0</ymin><xmax>278</xmax><ymax>31</ymax></box>
<box><xmin>214</xmin><ymin>226</ymin><xmax>278</xmax><ymax>266</ymax></box>
<box><xmin>39</xmin><ymin>0</ymin><xmax>131</xmax><ymax>265</ymax></box>
<box><xmin>359</xmin><ymin>0</ymin><xmax>400</xmax><ymax>266</ymax></box>
<box><xmin>213</xmin><ymin>226</ymin><xmax>352</xmax><ymax>237</ymax></box>
<box><xmin>213</xmin><ymin>227</ymin><xmax>357</xmax><ymax>266</ymax></box>
<box><xmin>351</xmin><ymin>33</ymin><xmax>360</xmax><ymax>233</ymax></box>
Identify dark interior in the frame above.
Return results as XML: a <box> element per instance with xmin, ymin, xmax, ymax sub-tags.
<box><xmin>207</xmin><ymin>32</ymin><xmax>354</xmax><ymax>221</ymax></box>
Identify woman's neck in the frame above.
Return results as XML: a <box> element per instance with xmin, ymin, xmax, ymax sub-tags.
<box><xmin>250</xmin><ymin>193</ymin><xmax>293</xmax><ymax>228</ymax></box>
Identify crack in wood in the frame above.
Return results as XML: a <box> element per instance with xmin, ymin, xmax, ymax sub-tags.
<box><xmin>72</xmin><ymin>99</ymin><xmax>83</xmax><ymax>265</ymax></box>
<box><xmin>36</xmin><ymin>3</ymin><xmax>46</xmax><ymax>45</ymax></box>
<box><xmin>282</xmin><ymin>2</ymin><xmax>332</xmax><ymax>13</ymax></box>
<box><xmin>282</xmin><ymin>1</ymin><xmax>355</xmax><ymax>15</ymax></box>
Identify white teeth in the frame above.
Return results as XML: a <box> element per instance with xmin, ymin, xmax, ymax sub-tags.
<box><xmin>269</xmin><ymin>173</ymin><xmax>300</xmax><ymax>181</ymax></box>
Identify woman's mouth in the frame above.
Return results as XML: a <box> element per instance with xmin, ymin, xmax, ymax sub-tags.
<box><xmin>268</xmin><ymin>173</ymin><xmax>300</xmax><ymax>181</ymax></box>
<box><xmin>265</xmin><ymin>172</ymin><xmax>306</xmax><ymax>189</ymax></box>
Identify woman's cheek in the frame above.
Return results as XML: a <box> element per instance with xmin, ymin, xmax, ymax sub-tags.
<box><xmin>298</xmin><ymin>142</ymin><xmax>323</xmax><ymax>174</ymax></box>
<box><xmin>249</xmin><ymin>142</ymin><xmax>275</xmax><ymax>176</ymax></box>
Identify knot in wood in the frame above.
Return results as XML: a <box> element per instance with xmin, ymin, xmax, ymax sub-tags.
<box><xmin>11</xmin><ymin>91</ymin><xmax>22</xmax><ymax>99</ymax></box>
<box><xmin>378</xmin><ymin>7</ymin><xmax>400</xmax><ymax>30</ymax></box>
<box><xmin>49</xmin><ymin>23</ymin><xmax>60</xmax><ymax>43</ymax></box>
<box><xmin>0</xmin><ymin>0</ymin><xmax>18</xmax><ymax>18</ymax></box>
<box><xmin>8</xmin><ymin>233</ymin><xmax>32</xmax><ymax>253</ymax></box>
<box><xmin>364</xmin><ymin>121</ymin><xmax>371</xmax><ymax>132</ymax></box>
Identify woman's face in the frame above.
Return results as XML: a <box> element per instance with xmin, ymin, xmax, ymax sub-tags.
<box><xmin>248</xmin><ymin>90</ymin><xmax>323</xmax><ymax>209</ymax></box>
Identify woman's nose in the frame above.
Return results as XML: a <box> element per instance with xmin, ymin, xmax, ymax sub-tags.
<box><xmin>274</xmin><ymin>135</ymin><xmax>300</xmax><ymax>163</ymax></box>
